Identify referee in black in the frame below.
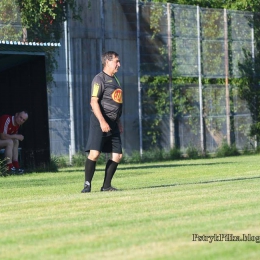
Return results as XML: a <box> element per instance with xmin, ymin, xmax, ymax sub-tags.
<box><xmin>81</xmin><ymin>51</ymin><xmax>123</xmax><ymax>192</ymax></box>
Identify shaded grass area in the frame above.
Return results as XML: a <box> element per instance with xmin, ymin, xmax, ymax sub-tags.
<box><xmin>1</xmin><ymin>155</ymin><xmax>260</xmax><ymax>259</ymax></box>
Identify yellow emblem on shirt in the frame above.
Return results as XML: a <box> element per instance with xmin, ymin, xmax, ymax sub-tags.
<box><xmin>112</xmin><ymin>89</ymin><xmax>123</xmax><ymax>103</ymax></box>
<box><xmin>92</xmin><ymin>83</ymin><xmax>100</xmax><ymax>97</ymax></box>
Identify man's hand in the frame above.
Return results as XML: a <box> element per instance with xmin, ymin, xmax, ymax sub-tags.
<box><xmin>16</xmin><ymin>134</ymin><xmax>24</xmax><ymax>141</ymax></box>
<box><xmin>90</xmin><ymin>97</ymin><xmax>111</xmax><ymax>133</ymax></box>
<box><xmin>100</xmin><ymin>120</ymin><xmax>111</xmax><ymax>132</ymax></box>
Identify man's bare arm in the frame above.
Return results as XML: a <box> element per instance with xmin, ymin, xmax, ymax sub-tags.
<box><xmin>0</xmin><ymin>133</ymin><xmax>24</xmax><ymax>141</ymax></box>
<box><xmin>90</xmin><ymin>97</ymin><xmax>111</xmax><ymax>132</ymax></box>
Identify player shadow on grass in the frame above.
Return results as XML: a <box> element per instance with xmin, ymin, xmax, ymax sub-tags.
<box><xmin>60</xmin><ymin>161</ymin><xmax>234</xmax><ymax>173</ymax></box>
<box><xmin>145</xmin><ymin>175</ymin><xmax>260</xmax><ymax>190</ymax></box>
<box><xmin>117</xmin><ymin>161</ymin><xmax>234</xmax><ymax>171</ymax></box>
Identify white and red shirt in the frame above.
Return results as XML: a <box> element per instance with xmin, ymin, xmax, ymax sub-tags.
<box><xmin>0</xmin><ymin>115</ymin><xmax>19</xmax><ymax>135</ymax></box>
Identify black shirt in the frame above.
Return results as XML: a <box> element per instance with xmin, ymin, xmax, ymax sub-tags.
<box><xmin>91</xmin><ymin>71</ymin><xmax>123</xmax><ymax>121</ymax></box>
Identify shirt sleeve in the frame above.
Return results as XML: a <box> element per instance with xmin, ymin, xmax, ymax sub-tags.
<box><xmin>0</xmin><ymin>115</ymin><xmax>9</xmax><ymax>134</ymax></box>
<box><xmin>91</xmin><ymin>75</ymin><xmax>104</xmax><ymax>98</ymax></box>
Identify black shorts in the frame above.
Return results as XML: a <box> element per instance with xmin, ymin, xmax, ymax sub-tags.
<box><xmin>85</xmin><ymin>113</ymin><xmax>122</xmax><ymax>154</ymax></box>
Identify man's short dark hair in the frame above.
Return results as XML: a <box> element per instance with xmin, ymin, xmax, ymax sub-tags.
<box><xmin>102</xmin><ymin>51</ymin><xmax>119</xmax><ymax>67</ymax></box>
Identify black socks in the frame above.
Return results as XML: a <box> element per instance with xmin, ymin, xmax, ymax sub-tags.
<box><xmin>84</xmin><ymin>158</ymin><xmax>96</xmax><ymax>185</ymax></box>
<box><xmin>84</xmin><ymin>158</ymin><xmax>118</xmax><ymax>189</ymax></box>
<box><xmin>103</xmin><ymin>159</ymin><xmax>118</xmax><ymax>189</ymax></box>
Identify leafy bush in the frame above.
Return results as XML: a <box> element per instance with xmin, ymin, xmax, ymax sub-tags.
<box><xmin>170</xmin><ymin>147</ymin><xmax>182</xmax><ymax>160</ymax></box>
<box><xmin>142</xmin><ymin>148</ymin><xmax>164</xmax><ymax>162</ymax></box>
<box><xmin>215</xmin><ymin>142</ymin><xmax>240</xmax><ymax>157</ymax></box>
<box><xmin>0</xmin><ymin>158</ymin><xmax>7</xmax><ymax>177</ymax></box>
<box><xmin>186</xmin><ymin>144</ymin><xmax>200</xmax><ymax>159</ymax></box>
<box><xmin>26</xmin><ymin>156</ymin><xmax>60</xmax><ymax>173</ymax></box>
<box><xmin>51</xmin><ymin>155</ymin><xmax>70</xmax><ymax>168</ymax></box>
<box><xmin>43</xmin><ymin>143</ymin><xmax>247</xmax><ymax>171</ymax></box>
<box><xmin>72</xmin><ymin>152</ymin><xmax>86</xmax><ymax>167</ymax></box>
<box><xmin>97</xmin><ymin>153</ymin><xmax>108</xmax><ymax>165</ymax></box>
<box><xmin>255</xmin><ymin>146</ymin><xmax>260</xmax><ymax>154</ymax></box>
<box><xmin>120</xmin><ymin>152</ymin><xmax>132</xmax><ymax>164</ymax></box>
<box><xmin>128</xmin><ymin>150</ymin><xmax>142</xmax><ymax>163</ymax></box>
<box><xmin>242</xmin><ymin>145</ymin><xmax>255</xmax><ymax>155</ymax></box>
<box><xmin>72</xmin><ymin>152</ymin><xmax>107</xmax><ymax>167</ymax></box>
<box><xmin>122</xmin><ymin>148</ymin><xmax>181</xmax><ymax>164</ymax></box>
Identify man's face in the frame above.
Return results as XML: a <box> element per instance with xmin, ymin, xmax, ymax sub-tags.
<box><xmin>15</xmin><ymin>112</ymin><xmax>28</xmax><ymax>126</ymax></box>
<box><xmin>106</xmin><ymin>55</ymin><xmax>120</xmax><ymax>75</ymax></box>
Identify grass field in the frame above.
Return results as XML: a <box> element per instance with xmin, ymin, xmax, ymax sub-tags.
<box><xmin>1</xmin><ymin>154</ymin><xmax>260</xmax><ymax>260</ymax></box>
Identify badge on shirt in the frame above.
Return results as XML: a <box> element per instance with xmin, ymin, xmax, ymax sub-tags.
<box><xmin>92</xmin><ymin>83</ymin><xmax>100</xmax><ymax>97</ymax></box>
<box><xmin>112</xmin><ymin>89</ymin><xmax>123</xmax><ymax>103</ymax></box>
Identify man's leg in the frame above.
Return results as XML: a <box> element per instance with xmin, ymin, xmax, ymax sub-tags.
<box><xmin>0</xmin><ymin>139</ymin><xmax>14</xmax><ymax>170</ymax></box>
<box><xmin>12</xmin><ymin>139</ymin><xmax>20</xmax><ymax>169</ymax></box>
<box><xmin>101</xmin><ymin>153</ymin><xmax>122</xmax><ymax>190</ymax></box>
<box><xmin>81</xmin><ymin>150</ymin><xmax>100</xmax><ymax>193</ymax></box>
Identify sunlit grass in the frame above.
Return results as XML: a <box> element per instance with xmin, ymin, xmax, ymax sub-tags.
<box><xmin>1</xmin><ymin>155</ymin><xmax>260</xmax><ymax>259</ymax></box>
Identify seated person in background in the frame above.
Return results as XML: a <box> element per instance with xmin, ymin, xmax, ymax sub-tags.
<box><xmin>0</xmin><ymin>111</ymin><xmax>28</xmax><ymax>173</ymax></box>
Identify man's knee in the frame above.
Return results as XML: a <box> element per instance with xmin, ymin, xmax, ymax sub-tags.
<box><xmin>88</xmin><ymin>150</ymin><xmax>100</xmax><ymax>161</ymax></box>
<box><xmin>0</xmin><ymin>139</ymin><xmax>14</xmax><ymax>148</ymax></box>
<box><xmin>112</xmin><ymin>153</ymin><xmax>122</xmax><ymax>163</ymax></box>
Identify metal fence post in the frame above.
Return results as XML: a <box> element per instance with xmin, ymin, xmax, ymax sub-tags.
<box><xmin>197</xmin><ymin>6</ymin><xmax>204</xmax><ymax>153</ymax></box>
<box><xmin>64</xmin><ymin>10</ymin><xmax>75</xmax><ymax>164</ymax></box>
<box><xmin>224</xmin><ymin>9</ymin><xmax>231</xmax><ymax>145</ymax></box>
<box><xmin>167</xmin><ymin>3</ymin><xmax>174</xmax><ymax>149</ymax></box>
<box><xmin>136</xmin><ymin>0</ymin><xmax>143</xmax><ymax>156</ymax></box>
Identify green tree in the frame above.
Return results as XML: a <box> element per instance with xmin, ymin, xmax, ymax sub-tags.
<box><xmin>232</xmin><ymin>16</ymin><xmax>260</xmax><ymax>143</ymax></box>
<box><xmin>0</xmin><ymin>0</ymin><xmax>83</xmax><ymax>85</ymax></box>
<box><xmin>16</xmin><ymin>0</ymin><xmax>82</xmax><ymax>43</ymax></box>
<box><xmin>0</xmin><ymin>0</ymin><xmax>21</xmax><ymax>41</ymax></box>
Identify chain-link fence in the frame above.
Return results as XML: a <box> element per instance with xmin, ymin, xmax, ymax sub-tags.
<box><xmin>0</xmin><ymin>0</ymin><xmax>258</xmax><ymax>157</ymax></box>
<box><xmin>138</xmin><ymin>2</ymin><xmax>256</xmax><ymax>153</ymax></box>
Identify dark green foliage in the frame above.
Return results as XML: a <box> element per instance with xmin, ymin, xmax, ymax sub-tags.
<box><xmin>141</xmin><ymin>75</ymin><xmax>170</xmax><ymax>149</ymax></box>
<box><xmin>72</xmin><ymin>152</ymin><xmax>107</xmax><ymax>167</ymax></box>
<box><xmin>122</xmin><ymin>148</ymin><xmax>182</xmax><ymax>164</ymax></box>
<box><xmin>24</xmin><ymin>161</ymin><xmax>58</xmax><ymax>173</ymax></box>
<box><xmin>125</xmin><ymin>151</ymin><xmax>142</xmax><ymax>164</ymax></box>
<box><xmin>142</xmin><ymin>148</ymin><xmax>171</xmax><ymax>162</ymax></box>
<box><xmin>242</xmin><ymin>145</ymin><xmax>254</xmax><ymax>155</ymax></box>
<box><xmin>232</xmin><ymin>13</ymin><xmax>260</xmax><ymax>142</ymax></box>
<box><xmin>186</xmin><ymin>144</ymin><xmax>200</xmax><ymax>159</ymax></box>
<box><xmin>47</xmin><ymin>156</ymin><xmax>59</xmax><ymax>172</ymax></box>
<box><xmin>215</xmin><ymin>142</ymin><xmax>240</xmax><ymax>157</ymax></box>
<box><xmin>16</xmin><ymin>0</ymin><xmax>82</xmax><ymax>43</ymax></box>
<box><xmin>255</xmin><ymin>146</ymin><xmax>260</xmax><ymax>154</ymax></box>
<box><xmin>0</xmin><ymin>159</ymin><xmax>8</xmax><ymax>177</ymax></box>
<box><xmin>96</xmin><ymin>154</ymin><xmax>108</xmax><ymax>165</ymax></box>
<box><xmin>52</xmin><ymin>155</ymin><xmax>69</xmax><ymax>168</ymax></box>
<box><xmin>170</xmin><ymin>146</ymin><xmax>182</xmax><ymax>159</ymax></box>
<box><xmin>72</xmin><ymin>152</ymin><xmax>86</xmax><ymax>167</ymax></box>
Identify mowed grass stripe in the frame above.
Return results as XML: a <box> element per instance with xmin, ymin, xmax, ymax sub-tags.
<box><xmin>1</xmin><ymin>155</ymin><xmax>260</xmax><ymax>259</ymax></box>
